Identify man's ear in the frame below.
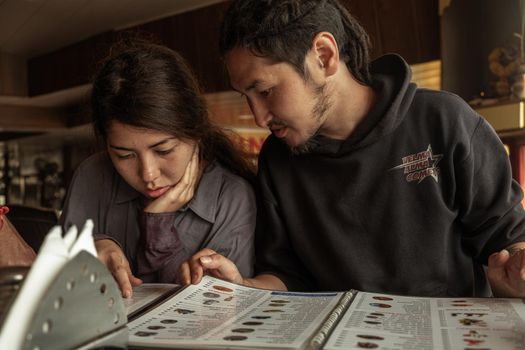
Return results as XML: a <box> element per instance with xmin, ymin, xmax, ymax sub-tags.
<box><xmin>311</xmin><ymin>32</ymin><xmax>339</xmax><ymax>76</ymax></box>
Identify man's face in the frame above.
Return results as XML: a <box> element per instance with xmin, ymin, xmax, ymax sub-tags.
<box><xmin>226</xmin><ymin>47</ymin><xmax>330</xmax><ymax>153</ymax></box>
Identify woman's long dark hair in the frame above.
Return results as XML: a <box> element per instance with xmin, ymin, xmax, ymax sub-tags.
<box><xmin>91</xmin><ymin>42</ymin><xmax>255</xmax><ymax>184</ymax></box>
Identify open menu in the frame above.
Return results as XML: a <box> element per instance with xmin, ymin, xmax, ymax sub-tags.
<box><xmin>126</xmin><ymin>276</ymin><xmax>525</xmax><ymax>349</ymax></box>
<box><xmin>324</xmin><ymin>291</ymin><xmax>525</xmax><ymax>349</ymax></box>
<box><xmin>127</xmin><ymin>275</ymin><xmax>346</xmax><ymax>349</ymax></box>
<box><xmin>124</xmin><ymin>283</ymin><xmax>180</xmax><ymax>319</ymax></box>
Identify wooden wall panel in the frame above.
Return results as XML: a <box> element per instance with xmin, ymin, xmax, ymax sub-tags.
<box><xmin>28</xmin><ymin>32</ymin><xmax>114</xmax><ymax>96</ymax></box>
<box><xmin>27</xmin><ymin>0</ymin><xmax>439</xmax><ymax>96</ymax></box>
<box><xmin>139</xmin><ymin>10</ymin><xmax>199</xmax><ymax>66</ymax></box>
<box><xmin>341</xmin><ymin>0</ymin><xmax>382</xmax><ymax>59</ymax></box>
<box><xmin>343</xmin><ymin>0</ymin><xmax>440</xmax><ymax>64</ymax></box>
<box><xmin>0</xmin><ymin>53</ymin><xmax>27</xmax><ymax>96</ymax></box>
<box><xmin>27</xmin><ymin>2</ymin><xmax>231</xmax><ymax>96</ymax></box>
<box><xmin>193</xmin><ymin>2</ymin><xmax>232</xmax><ymax>92</ymax></box>
<box><xmin>412</xmin><ymin>0</ymin><xmax>440</xmax><ymax>63</ymax></box>
<box><xmin>0</xmin><ymin>105</ymin><xmax>67</xmax><ymax>130</ymax></box>
<box><xmin>373</xmin><ymin>0</ymin><xmax>420</xmax><ymax>63</ymax></box>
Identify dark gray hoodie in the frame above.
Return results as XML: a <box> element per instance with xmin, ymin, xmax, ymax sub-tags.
<box><xmin>254</xmin><ymin>54</ymin><xmax>525</xmax><ymax>297</ymax></box>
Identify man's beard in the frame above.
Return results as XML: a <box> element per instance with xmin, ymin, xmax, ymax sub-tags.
<box><xmin>289</xmin><ymin>82</ymin><xmax>330</xmax><ymax>155</ymax></box>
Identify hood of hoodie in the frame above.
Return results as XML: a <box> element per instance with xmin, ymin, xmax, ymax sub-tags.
<box><xmin>304</xmin><ymin>54</ymin><xmax>417</xmax><ymax>155</ymax></box>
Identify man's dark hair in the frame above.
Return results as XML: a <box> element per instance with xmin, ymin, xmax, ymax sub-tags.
<box><xmin>219</xmin><ymin>0</ymin><xmax>372</xmax><ymax>85</ymax></box>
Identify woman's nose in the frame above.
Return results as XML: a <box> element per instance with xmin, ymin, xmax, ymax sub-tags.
<box><xmin>140</xmin><ymin>157</ymin><xmax>159</xmax><ymax>183</ymax></box>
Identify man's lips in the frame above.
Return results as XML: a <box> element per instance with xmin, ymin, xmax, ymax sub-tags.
<box><xmin>271</xmin><ymin>126</ymin><xmax>287</xmax><ymax>138</ymax></box>
<box><xmin>146</xmin><ymin>186</ymin><xmax>170</xmax><ymax>198</ymax></box>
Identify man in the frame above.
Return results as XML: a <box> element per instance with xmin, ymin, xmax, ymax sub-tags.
<box><xmin>181</xmin><ymin>0</ymin><xmax>525</xmax><ymax>297</ymax></box>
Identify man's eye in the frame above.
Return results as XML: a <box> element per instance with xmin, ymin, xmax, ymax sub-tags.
<box><xmin>260</xmin><ymin>88</ymin><xmax>272</xmax><ymax>97</ymax></box>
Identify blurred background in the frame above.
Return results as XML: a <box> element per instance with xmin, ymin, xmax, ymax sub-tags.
<box><xmin>0</xmin><ymin>0</ymin><xmax>523</xmax><ymax>211</ymax></box>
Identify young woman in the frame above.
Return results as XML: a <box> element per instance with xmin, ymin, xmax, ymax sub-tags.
<box><xmin>60</xmin><ymin>43</ymin><xmax>256</xmax><ymax>297</ymax></box>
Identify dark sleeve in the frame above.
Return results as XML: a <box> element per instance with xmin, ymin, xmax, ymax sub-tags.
<box><xmin>254</xmin><ymin>151</ymin><xmax>316</xmax><ymax>291</ymax></box>
<box><xmin>136</xmin><ymin>211</ymin><xmax>184</xmax><ymax>283</ymax></box>
<box><xmin>93</xmin><ymin>234</ymin><xmax>123</xmax><ymax>251</ymax></box>
<box><xmin>60</xmin><ymin>154</ymin><xmax>109</xmax><ymax>236</ymax></box>
<box><xmin>209</xmin><ymin>175</ymin><xmax>256</xmax><ymax>278</ymax></box>
<box><xmin>457</xmin><ymin>116</ymin><xmax>525</xmax><ymax>263</ymax></box>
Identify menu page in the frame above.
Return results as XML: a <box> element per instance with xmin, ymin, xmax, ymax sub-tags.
<box><xmin>124</xmin><ymin>283</ymin><xmax>180</xmax><ymax>318</ymax></box>
<box><xmin>324</xmin><ymin>292</ymin><xmax>525</xmax><ymax>350</ymax></box>
<box><xmin>128</xmin><ymin>276</ymin><xmax>343</xmax><ymax>349</ymax></box>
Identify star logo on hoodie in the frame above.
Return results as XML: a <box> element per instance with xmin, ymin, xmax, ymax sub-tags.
<box><xmin>390</xmin><ymin>145</ymin><xmax>443</xmax><ymax>183</ymax></box>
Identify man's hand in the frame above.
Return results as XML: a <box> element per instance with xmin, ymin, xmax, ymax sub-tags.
<box><xmin>487</xmin><ymin>243</ymin><xmax>525</xmax><ymax>297</ymax></box>
<box><xmin>95</xmin><ymin>239</ymin><xmax>142</xmax><ymax>298</ymax></box>
<box><xmin>179</xmin><ymin>248</ymin><xmax>244</xmax><ymax>286</ymax></box>
<box><xmin>145</xmin><ymin>146</ymin><xmax>201</xmax><ymax>213</ymax></box>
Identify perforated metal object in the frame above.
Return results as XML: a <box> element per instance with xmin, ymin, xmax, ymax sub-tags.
<box><xmin>22</xmin><ymin>251</ymin><xmax>128</xmax><ymax>350</ymax></box>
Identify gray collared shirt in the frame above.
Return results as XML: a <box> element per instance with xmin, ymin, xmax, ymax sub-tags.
<box><xmin>60</xmin><ymin>152</ymin><xmax>255</xmax><ymax>282</ymax></box>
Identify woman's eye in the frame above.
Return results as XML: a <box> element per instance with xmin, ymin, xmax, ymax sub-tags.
<box><xmin>156</xmin><ymin>148</ymin><xmax>174</xmax><ymax>155</ymax></box>
<box><xmin>116</xmin><ymin>153</ymin><xmax>134</xmax><ymax>160</ymax></box>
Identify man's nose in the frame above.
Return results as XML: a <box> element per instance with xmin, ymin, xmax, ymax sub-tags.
<box><xmin>249</xmin><ymin>100</ymin><xmax>272</xmax><ymax>128</ymax></box>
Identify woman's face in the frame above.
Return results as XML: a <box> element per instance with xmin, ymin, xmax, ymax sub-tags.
<box><xmin>106</xmin><ymin>121</ymin><xmax>196</xmax><ymax>199</ymax></box>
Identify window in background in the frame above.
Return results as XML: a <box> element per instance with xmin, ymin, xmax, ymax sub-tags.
<box><xmin>411</xmin><ymin>60</ymin><xmax>442</xmax><ymax>91</ymax></box>
<box><xmin>516</xmin><ymin>144</ymin><xmax>525</xmax><ymax>208</ymax></box>
<box><xmin>501</xmin><ymin>140</ymin><xmax>525</xmax><ymax>208</ymax></box>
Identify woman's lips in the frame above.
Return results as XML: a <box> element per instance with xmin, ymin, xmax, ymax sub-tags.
<box><xmin>146</xmin><ymin>186</ymin><xmax>170</xmax><ymax>198</ymax></box>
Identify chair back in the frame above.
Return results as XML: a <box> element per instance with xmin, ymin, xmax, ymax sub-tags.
<box><xmin>7</xmin><ymin>205</ymin><xmax>58</xmax><ymax>253</ymax></box>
